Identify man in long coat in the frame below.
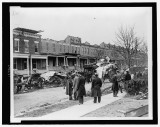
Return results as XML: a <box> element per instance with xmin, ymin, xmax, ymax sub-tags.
<box><xmin>111</xmin><ymin>72</ymin><xmax>119</xmax><ymax>97</ymax></box>
<box><xmin>91</xmin><ymin>73</ymin><xmax>102</xmax><ymax>103</ymax></box>
<box><xmin>76</xmin><ymin>73</ymin><xmax>86</xmax><ymax>104</ymax></box>
<box><xmin>73</xmin><ymin>72</ymin><xmax>79</xmax><ymax>100</ymax></box>
<box><xmin>125</xmin><ymin>71</ymin><xmax>131</xmax><ymax>81</ymax></box>
<box><xmin>66</xmin><ymin>75</ymin><xmax>73</xmax><ymax>100</ymax></box>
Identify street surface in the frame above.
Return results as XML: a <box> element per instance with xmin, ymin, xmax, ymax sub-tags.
<box><xmin>14</xmin><ymin>82</ymin><xmax>112</xmax><ymax>116</ymax></box>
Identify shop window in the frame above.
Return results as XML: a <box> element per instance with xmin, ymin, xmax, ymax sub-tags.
<box><xmin>14</xmin><ymin>38</ymin><xmax>19</xmax><ymax>52</ymax></box>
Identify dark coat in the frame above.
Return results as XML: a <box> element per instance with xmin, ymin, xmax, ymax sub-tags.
<box><xmin>111</xmin><ymin>74</ymin><xmax>119</xmax><ymax>91</ymax></box>
<box><xmin>73</xmin><ymin>76</ymin><xmax>79</xmax><ymax>94</ymax></box>
<box><xmin>91</xmin><ymin>77</ymin><xmax>102</xmax><ymax>97</ymax></box>
<box><xmin>125</xmin><ymin>73</ymin><xmax>131</xmax><ymax>81</ymax></box>
<box><xmin>66</xmin><ymin>77</ymin><xmax>73</xmax><ymax>96</ymax></box>
<box><xmin>77</xmin><ymin>75</ymin><xmax>86</xmax><ymax>97</ymax></box>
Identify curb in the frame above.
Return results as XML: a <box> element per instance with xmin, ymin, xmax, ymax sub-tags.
<box><xmin>117</xmin><ymin>105</ymin><xmax>148</xmax><ymax>117</ymax></box>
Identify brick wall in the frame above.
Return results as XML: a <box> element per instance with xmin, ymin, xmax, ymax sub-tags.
<box><xmin>13</xmin><ymin>33</ymin><xmax>41</xmax><ymax>54</ymax></box>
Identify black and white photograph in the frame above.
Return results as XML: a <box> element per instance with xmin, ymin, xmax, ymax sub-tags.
<box><xmin>1</xmin><ymin>2</ymin><xmax>158</xmax><ymax>125</ymax></box>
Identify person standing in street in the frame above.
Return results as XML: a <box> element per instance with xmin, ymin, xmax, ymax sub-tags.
<box><xmin>91</xmin><ymin>73</ymin><xmax>102</xmax><ymax>103</ymax></box>
<box><xmin>76</xmin><ymin>73</ymin><xmax>86</xmax><ymax>105</ymax></box>
<box><xmin>73</xmin><ymin>72</ymin><xmax>79</xmax><ymax>100</ymax></box>
<box><xmin>66</xmin><ymin>75</ymin><xmax>73</xmax><ymax>100</ymax></box>
<box><xmin>116</xmin><ymin>70</ymin><xmax>123</xmax><ymax>93</ymax></box>
<box><xmin>125</xmin><ymin>70</ymin><xmax>131</xmax><ymax>81</ymax></box>
<box><xmin>111</xmin><ymin>71</ymin><xmax>119</xmax><ymax>97</ymax></box>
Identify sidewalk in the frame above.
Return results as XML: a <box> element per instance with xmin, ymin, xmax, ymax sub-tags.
<box><xmin>38</xmin><ymin>91</ymin><xmax>126</xmax><ymax>120</ymax></box>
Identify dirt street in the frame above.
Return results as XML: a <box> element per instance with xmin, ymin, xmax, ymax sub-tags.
<box><xmin>14</xmin><ymin>82</ymin><xmax>112</xmax><ymax>117</ymax></box>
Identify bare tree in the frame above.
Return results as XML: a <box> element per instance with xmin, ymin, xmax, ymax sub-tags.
<box><xmin>113</xmin><ymin>26</ymin><xmax>144</xmax><ymax>68</ymax></box>
<box><xmin>140</xmin><ymin>42</ymin><xmax>148</xmax><ymax>54</ymax></box>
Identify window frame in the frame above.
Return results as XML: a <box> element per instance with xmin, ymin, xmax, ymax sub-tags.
<box><xmin>14</xmin><ymin>38</ymin><xmax>19</xmax><ymax>52</ymax></box>
<box><xmin>24</xmin><ymin>39</ymin><xmax>29</xmax><ymax>53</ymax></box>
<box><xmin>34</xmin><ymin>41</ymin><xmax>39</xmax><ymax>53</ymax></box>
<box><xmin>14</xmin><ymin>58</ymin><xmax>17</xmax><ymax>69</ymax></box>
<box><xmin>53</xmin><ymin>43</ymin><xmax>55</xmax><ymax>52</ymax></box>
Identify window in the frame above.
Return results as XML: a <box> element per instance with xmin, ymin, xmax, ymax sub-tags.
<box><xmin>72</xmin><ymin>46</ymin><xmax>74</xmax><ymax>53</ymax></box>
<box><xmin>41</xmin><ymin>59</ymin><xmax>46</xmax><ymax>69</ymax></box>
<box><xmin>53</xmin><ymin>44</ymin><xmax>55</xmax><ymax>52</ymax></box>
<box><xmin>75</xmin><ymin>47</ymin><xmax>77</xmax><ymax>54</ymax></box>
<box><xmin>32</xmin><ymin>59</ymin><xmax>37</xmax><ymax>69</ymax></box>
<box><xmin>34</xmin><ymin>41</ymin><xmax>39</xmax><ymax>53</ymax></box>
<box><xmin>14</xmin><ymin>38</ymin><xmax>19</xmax><ymax>52</ymax></box>
<box><xmin>60</xmin><ymin>44</ymin><xmax>62</xmax><ymax>52</ymax></box>
<box><xmin>14</xmin><ymin>59</ymin><xmax>17</xmax><ymax>69</ymax></box>
<box><xmin>63</xmin><ymin>45</ymin><xmax>66</xmax><ymax>53</ymax></box>
<box><xmin>24</xmin><ymin>40</ymin><xmax>29</xmax><ymax>53</ymax></box>
<box><xmin>33</xmin><ymin>59</ymin><xmax>46</xmax><ymax>69</ymax></box>
<box><xmin>23</xmin><ymin>60</ymin><xmax>27</xmax><ymax>69</ymax></box>
<box><xmin>14</xmin><ymin>58</ymin><xmax>27</xmax><ymax>70</ymax></box>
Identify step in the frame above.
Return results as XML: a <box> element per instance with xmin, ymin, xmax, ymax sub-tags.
<box><xmin>117</xmin><ymin>105</ymin><xmax>148</xmax><ymax>117</ymax></box>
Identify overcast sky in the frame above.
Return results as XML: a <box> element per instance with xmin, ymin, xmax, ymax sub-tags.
<box><xmin>10</xmin><ymin>7</ymin><xmax>152</xmax><ymax>45</ymax></box>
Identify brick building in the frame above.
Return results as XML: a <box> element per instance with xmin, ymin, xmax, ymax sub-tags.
<box><xmin>13</xmin><ymin>28</ymin><xmax>48</xmax><ymax>75</ymax></box>
<box><xmin>41</xmin><ymin>36</ymin><xmax>97</xmax><ymax>72</ymax></box>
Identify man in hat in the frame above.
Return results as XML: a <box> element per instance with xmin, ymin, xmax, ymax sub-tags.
<box><xmin>116</xmin><ymin>70</ymin><xmax>123</xmax><ymax>93</ymax></box>
<box><xmin>91</xmin><ymin>73</ymin><xmax>102</xmax><ymax>103</ymax></box>
<box><xmin>76</xmin><ymin>72</ymin><xmax>86</xmax><ymax>104</ymax></box>
<box><xmin>125</xmin><ymin>70</ymin><xmax>131</xmax><ymax>81</ymax></box>
<box><xmin>73</xmin><ymin>71</ymin><xmax>79</xmax><ymax>100</ymax></box>
<box><xmin>111</xmin><ymin>71</ymin><xmax>119</xmax><ymax>97</ymax></box>
<box><xmin>66</xmin><ymin>75</ymin><xmax>73</xmax><ymax>100</ymax></box>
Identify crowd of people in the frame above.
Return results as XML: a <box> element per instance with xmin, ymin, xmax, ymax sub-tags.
<box><xmin>64</xmin><ymin>68</ymin><xmax>135</xmax><ymax>105</ymax></box>
<box><xmin>64</xmin><ymin>70</ymin><xmax>103</xmax><ymax>104</ymax></box>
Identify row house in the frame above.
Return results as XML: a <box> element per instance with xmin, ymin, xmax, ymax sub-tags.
<box><xmin>41</xmin><ymin>36</ymin><xmax>97</xmax><ymax>72</ymax></box>
<box><xmin>13</xmin><ymin>27</ymin><xmax>129</xmax><ymax>76</ymax></box>
<box><xmin>13</xmin><ymin>28</ymin><xmax>48</xmax><ymax>75</ymax></box>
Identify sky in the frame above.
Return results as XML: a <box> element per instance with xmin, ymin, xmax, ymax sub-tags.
<box><xmin>10</xmin><ymin>7</ymin><xmax>152</xmax><ymax>45</ymax></box>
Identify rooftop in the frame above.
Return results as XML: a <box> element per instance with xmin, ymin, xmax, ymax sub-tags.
<box><xmin>14</xmin><ymin>27</ymin><xmax>43</xmax><ymax>34</ymax></box>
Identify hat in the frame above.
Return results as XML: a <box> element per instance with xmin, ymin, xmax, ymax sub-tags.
<box><xmin>95</xmin><ymin>73</ymin><xmax>98</xmax><ymax>76</ymax></box>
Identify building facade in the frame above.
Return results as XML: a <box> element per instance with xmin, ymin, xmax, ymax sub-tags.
<box><xmin>13</xmin><ymin>28</ymin><xmax>48</xmax><ymax>75</ymax></box>
<box><xmin>13</xmin><ymin>27</ymin><xmax>147</xmax><ymax>76</ymax></box>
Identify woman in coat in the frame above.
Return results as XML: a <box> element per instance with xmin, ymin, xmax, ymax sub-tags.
<box><xmin>76</xmin><ymin>73</ymin><xmax>86</xmax><ymax>104</ymax></box>
<box><xmin>91</xmin><ymin>73</ymin><xmax>102</xmax><ymax>103</ymax></box>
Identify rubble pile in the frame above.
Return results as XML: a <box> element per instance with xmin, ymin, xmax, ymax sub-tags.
<box><xmin>124</xmin><ymin>78</ymin><xmax>148</xmax><ymax>99</ymax></box>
